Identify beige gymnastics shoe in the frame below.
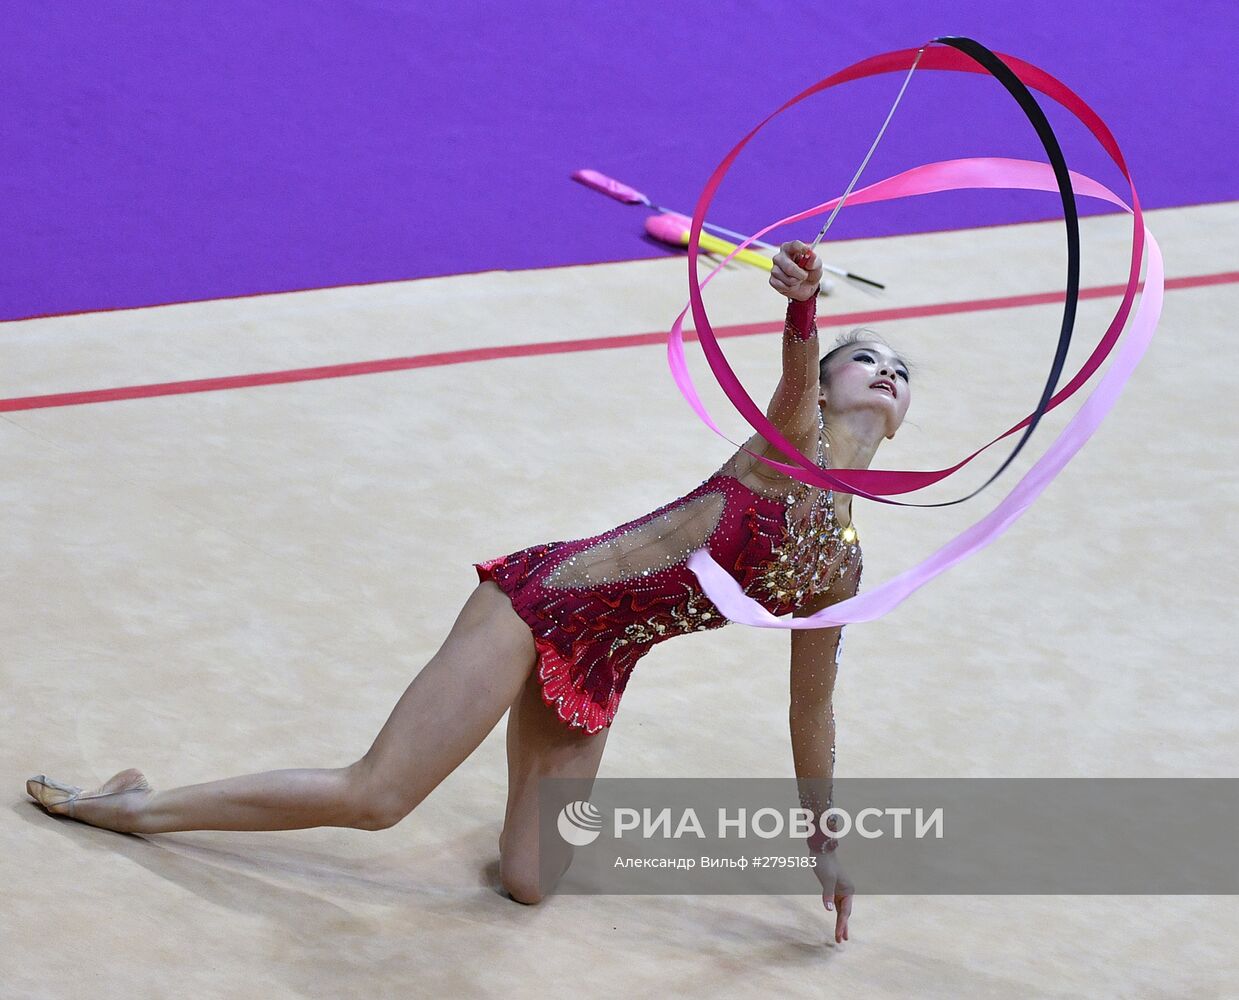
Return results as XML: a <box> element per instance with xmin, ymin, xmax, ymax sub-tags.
<box><xmin>27</xmin><ymin>768</ymin><xmax>152</xmax><ymax>823</ymax></box>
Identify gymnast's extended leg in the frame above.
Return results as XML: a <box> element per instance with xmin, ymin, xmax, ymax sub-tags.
<box><xmin>26</xmin><ymin>581</ymin><xmax>536</xmax><ymax>834</ymax></box>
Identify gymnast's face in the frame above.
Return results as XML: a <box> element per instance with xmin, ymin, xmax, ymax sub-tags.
<box><xmin>820</xmin><ymin>341</ymin><xmax>911</xmax><ymax>439</ymax></box>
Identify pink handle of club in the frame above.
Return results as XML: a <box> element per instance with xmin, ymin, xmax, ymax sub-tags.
<box><xmin>644</xmin><ymin>212</ymin><xmax>691</xmax><ymax>246</ymax></box>
<box><xmin>572</xmin><ymin>169</ymin><xmax>648</xmax><ymax>205</ymax></box>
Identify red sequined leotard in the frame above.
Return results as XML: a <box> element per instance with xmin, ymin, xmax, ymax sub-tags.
<box><xmin>474</xmin><ymin>298</ymin><xmax>862</xmax><ymax>734</ymax></box>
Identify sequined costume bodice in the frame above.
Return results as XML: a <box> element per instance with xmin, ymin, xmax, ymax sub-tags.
<box><xmin>474</xmin><ymin>433</ymin><xmax>862</xmax><ymax>733</ymax></box>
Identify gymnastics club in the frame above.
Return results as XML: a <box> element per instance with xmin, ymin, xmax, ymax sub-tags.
<box><xmin>572</xmin><ymin>168</ymin><xmax>884</xmax><ymax>290</ymax></box>
<box><xmin>644</xmin><ymin>211</ymin><xmax>789</xmax><ymax>271</ymax></box>
<box><xmin>646</xmin><ymin>214</ymin><xmax>857</xmax><ymax>299</ymax></box>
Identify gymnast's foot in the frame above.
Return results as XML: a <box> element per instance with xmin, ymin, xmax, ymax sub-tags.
<box><xmin>26</xmin><ymin>768</ymin><xmax>154</xmax><ymax>831</ymax></box>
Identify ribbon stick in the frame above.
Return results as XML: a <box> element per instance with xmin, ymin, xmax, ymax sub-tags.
<box><xmin>810</xmin><ymin>46</ymin><xmax>925</xmax><ymax>251</ymax></box>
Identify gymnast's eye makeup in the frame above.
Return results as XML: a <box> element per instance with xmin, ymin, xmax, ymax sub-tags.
<box><xmin>852</xmin><ymin>350</ymin><xmax>909</xmax><ymax>383</ymax></box>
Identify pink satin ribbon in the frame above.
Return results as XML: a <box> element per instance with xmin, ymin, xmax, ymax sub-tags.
<box><xmin>670</xmin><ymin>46</ymin><xmax>1161</xmax><ymax>628</ymax></box>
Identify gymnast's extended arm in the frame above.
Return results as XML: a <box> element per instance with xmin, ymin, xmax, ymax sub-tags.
<box><xmin>765</xmin><ymin>240</ymin><xmax>825</xmax><ymax>451</ymax></box>
<box><xmin>788</xmin><ymin>589</ymin><xmax>841</xmax><ymax>851</ymax></box>
<box><xmin>790</xmin><ymin>588</ymin><xmax>855</xmax><ymax>939</ymax></box>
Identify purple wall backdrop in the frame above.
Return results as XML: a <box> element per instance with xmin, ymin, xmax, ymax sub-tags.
<box><xmin>1</xmin><ymin>1</ymin><xmax>1234</xmax><ymax>321</ymax></box>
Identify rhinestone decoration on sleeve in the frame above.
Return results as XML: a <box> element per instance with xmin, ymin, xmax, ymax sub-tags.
<box><xmin>783</xmin><ymin>296</ymin><xmax>818</xmax><ymax>343</ymax></box>
<box><xmin>783</xmin><ymin>315</ymin><xmax>818</xmax><ymax>343</ymax></box>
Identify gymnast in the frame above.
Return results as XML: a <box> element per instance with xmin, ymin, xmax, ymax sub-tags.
<box><xmin>28</xmin><ymin>240</ymin><xmax>912</xmax><ymax>944</ymax></box>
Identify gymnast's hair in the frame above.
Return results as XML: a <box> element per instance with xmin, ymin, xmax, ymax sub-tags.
<box><xmin>818</xmin><ymin>327</ymin><xmax>915</xmax><ymax>385</ymax></box>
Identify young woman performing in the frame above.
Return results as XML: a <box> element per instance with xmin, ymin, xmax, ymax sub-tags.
<box><xmin>28</xmin><ymin>241</ymin><xmax>910</xmax><ymax>943</ymax></box>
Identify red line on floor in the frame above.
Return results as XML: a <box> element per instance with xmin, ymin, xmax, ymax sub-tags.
<box><xmin>3</xmin><ymin>271</ymin><xmax>1235</xmax><ymax>414</ymax></box>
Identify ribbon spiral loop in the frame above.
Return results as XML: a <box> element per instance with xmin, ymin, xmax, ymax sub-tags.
<box><xmin>671</xmin><ymin>38</ymin><xmax>1161</xmax><ymax>628</ymax></box>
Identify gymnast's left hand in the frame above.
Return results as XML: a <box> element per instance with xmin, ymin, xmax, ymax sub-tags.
<box><xmin>812</xmin><ymin>851</ymin><xmax>854</xmax><ymax>943</ymax></box>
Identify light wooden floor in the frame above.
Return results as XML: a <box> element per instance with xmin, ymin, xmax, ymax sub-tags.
<box><xmin>3</xmin><ymin>202</ymin><xmax>1236</xmax><ymax>998</ymax></box>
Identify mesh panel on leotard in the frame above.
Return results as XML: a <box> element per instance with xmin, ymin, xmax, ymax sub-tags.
<box><xmin>543</xmin><ymin>489</ymin><xmax>728</xmax><ymax>590</ymax></box>
<box><xmin>712</xmin><ymin>428</ymin><xmax>829</xmax><ymax>525</ymax></box>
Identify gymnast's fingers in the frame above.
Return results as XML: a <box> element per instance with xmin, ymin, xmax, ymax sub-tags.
<box><xmin>836</xmin><ymin>890</ymin><xmax>853</xmax><ymax>943</ymax></box>
<box><xmin>763</xmin><ymin>263</ymin><xmax>792</xmax><ymax>291</ymax></box>
<box><xmin>775</xmin><ymin>246</ymin><xmax>808</xmax><ymax>283</ymax></box>
<box><xmin>770</xmin><ymin>260</ymin><xmax>797</xmax><ymax>285</ymax></box>
<box><xmin>834</xmin><ymin>870</ymin><xmax>855</xmax><ymax>943</ymax></box>
<box><xmin>783</xmin><ymin>239</ymin><xmax>813</xmax><ymax>270</ymax></box>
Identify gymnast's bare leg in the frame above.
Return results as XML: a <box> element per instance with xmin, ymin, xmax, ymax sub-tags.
<box><xmin>496</xmin><ymin>666</ymin><xmax>610</xmax><ymax>903</ymax></box>
<box><xmin>25</xmin><ymin>581</ymin><xmax>578</xmax><ymax>848</ymax></box>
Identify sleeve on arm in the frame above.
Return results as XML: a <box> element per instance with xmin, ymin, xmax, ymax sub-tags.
<box><xmin>790</xmin><ymin>589</ymin><xmax>845</xmax><ymax>853</ymax></box>
<box><xmin>765</xmin><ymin>296</ymin><xmax>822</xmax><ymax>445</ymax></box>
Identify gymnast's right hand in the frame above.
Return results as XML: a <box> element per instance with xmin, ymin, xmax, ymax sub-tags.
<box><xmin>769</xmin><ymin>240</ymin><xmax>823</xmax><ymax>301</ymax></box>
<box><xmin>813</xmin><ymin>850</ymin><xmax>854</xmax><ymax>944</ymax></box>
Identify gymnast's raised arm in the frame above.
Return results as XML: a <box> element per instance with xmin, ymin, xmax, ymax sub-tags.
<box><xmin>765</xmin><ymin>240</ymin><xmax>825</xmax><ymax>456</ymax></box>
